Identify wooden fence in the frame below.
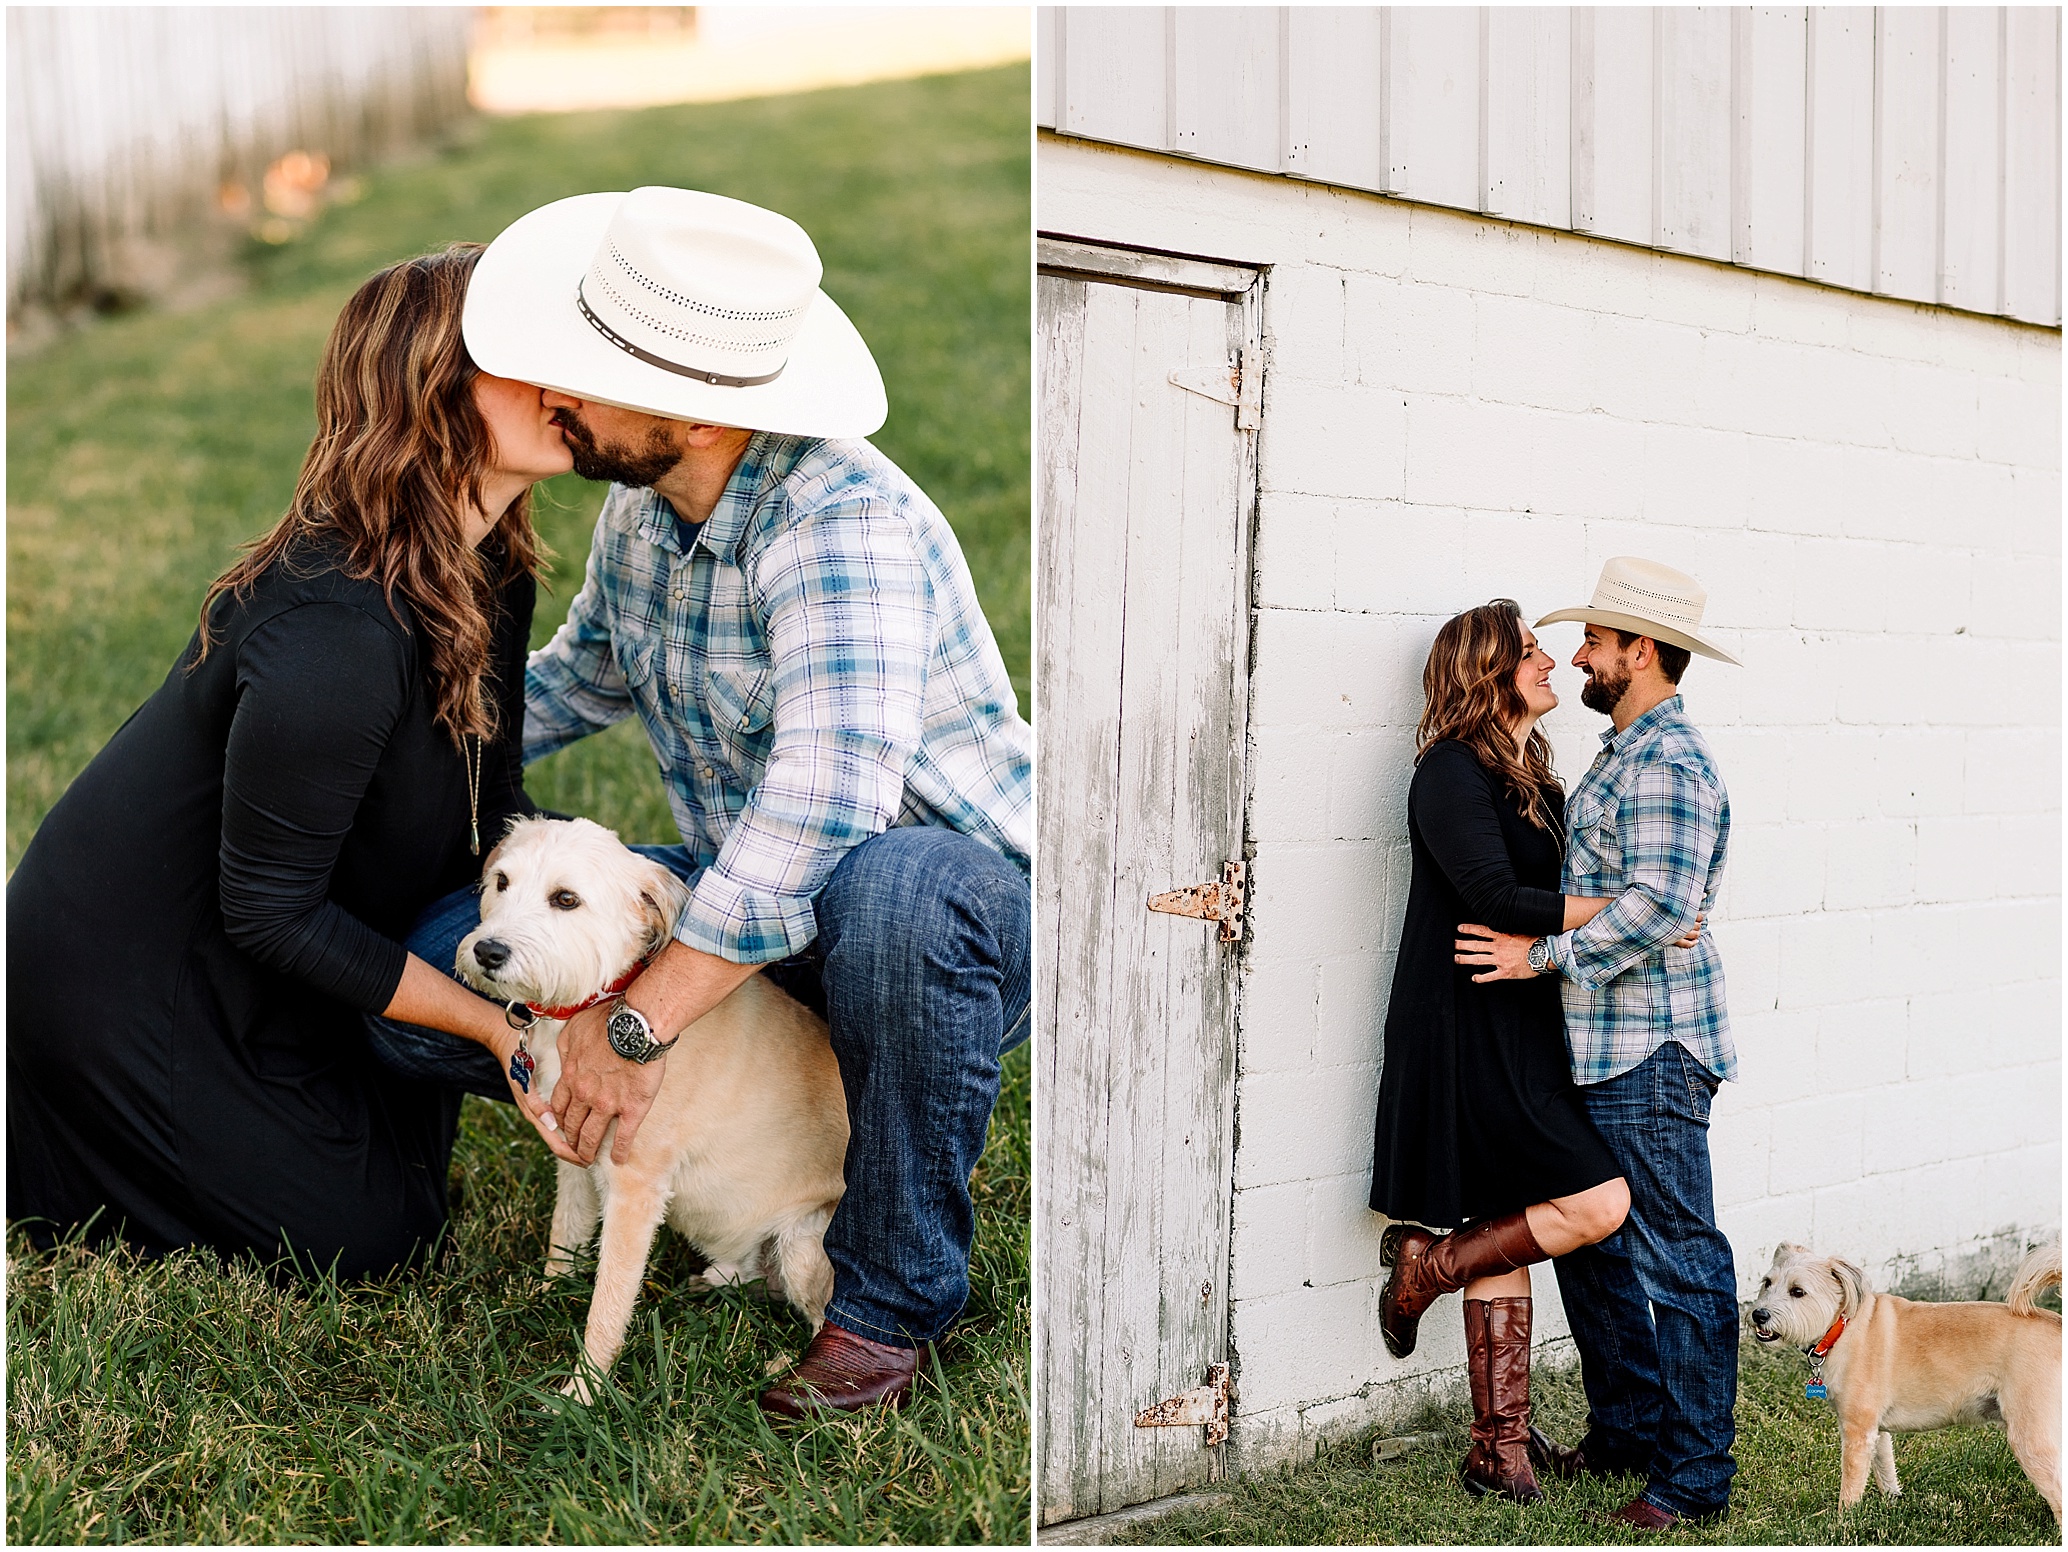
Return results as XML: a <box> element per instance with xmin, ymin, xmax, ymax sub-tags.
<box><xmin>6</xmin><ymin>7</ymin><xmax>473</xmax><ymax>315</ymax></box>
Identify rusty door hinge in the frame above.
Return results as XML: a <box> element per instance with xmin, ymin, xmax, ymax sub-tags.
<box><xmin>1148</xmin><ymin>860</ymin><xmax>1245</xmax><ymax>942</ymax></box>
<box><xmin>1134</xmin><ymin>1362</ymin><xmax>1230</xmax><ymax>1447</ymax></box>
<box><xmin>1169</xmin><ymin>351</ymin><xmax>1261</xmax><ymax>429</ymax></box>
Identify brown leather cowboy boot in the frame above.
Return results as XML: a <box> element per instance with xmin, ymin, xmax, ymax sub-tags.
<box><xmin>1456</xmin><ymin>1300</ymin><xmax>1504</xmax><ymax>1495</ymax></box>
<box><xmin>1459</xmin><ymin>1298</ymin><xmax>1545</xmax><ymax>1502</ymax></box>
<box><xmin>758</xmin><ymin>1323</ymin><xmax>931</xmax><ymax>1419</ymax></box>
<box><xmin>1475</xmin><ymin>1296</ymin><xmax>1544</xmax><ymax>1502</ymax></box>
<box><xmin>1378</xmin><ymin>1211</ymin><xmax>1548</xmax><ymax>1359</ymax></box>
<box><xmin>1529</xmin><ymin>1424</ymin><xmax>1644</xmax><ymax>1481</ymax></box>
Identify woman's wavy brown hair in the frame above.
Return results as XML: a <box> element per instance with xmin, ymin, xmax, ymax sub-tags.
<box><xmin>1415</xmin><ymin>598</ymin><xmax>1563</xmax><ymax>834</ymax></box>
<box><xmin>192</xmin><ymin>242</ymin><xmax>546</xmax><ymax>745</ymax></box>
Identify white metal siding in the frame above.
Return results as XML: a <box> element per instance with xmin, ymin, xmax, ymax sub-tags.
<box><xmin>1041</xmin><ymin>129</ymin><xmax>2061</xmax><ymax>1474</ymax></box>
<box><xmin>1037</xmin><ymin>6</ymin><xmax>2062</xmax><ymax>325</ymax></box>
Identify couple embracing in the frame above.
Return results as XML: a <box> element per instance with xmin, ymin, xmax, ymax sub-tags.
<box><xmin>1369</xmin><ymin>564</ymin><xmax>1741</xmax><ymax>1531</ymax></box>
<box><xmin>9</xmin><ymin>187</ymin><xmax>1030</xmax><ymax>1418</ymax></box>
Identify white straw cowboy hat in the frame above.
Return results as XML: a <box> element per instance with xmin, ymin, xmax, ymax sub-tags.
<box><xmin>1536</xmin><ymin>556</ymin><xmax>1742</xmax><ymax>666</ymax></box>
<box><xmin>462</xmin><ymin>186</ymin><xmax>887</xmax><ymax>439</ymax></box>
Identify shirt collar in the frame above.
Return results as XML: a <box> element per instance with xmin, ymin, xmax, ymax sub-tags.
<box><xmin>1600</xmin><ymin>694</ymin><xmax>1685</xmax><ymax>752</ymax></box>
<box><xmin>623</xmin><ymin>431</ymin><xmax>803</xmax><ymax>563</ymax></box>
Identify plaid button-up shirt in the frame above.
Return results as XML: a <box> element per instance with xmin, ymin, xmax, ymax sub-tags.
<box><xmin>523</xmin><ymin>433</ymin><xmax>1032</xmax><ymax>964</ymax></box>
<box><xmin>1547</xmin><ymin>696</ymin><xmax>1736</xmax><ymax>1085</ymax></box>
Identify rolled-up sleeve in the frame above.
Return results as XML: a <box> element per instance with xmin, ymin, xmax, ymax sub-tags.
<box><xmin>675</xmin><ymin>499</ymin><xmax>934</xmax><ymax>963</ymax></box>
<box><xmin>219</xmin><ymin>604</ymin><xmax>411</xmax><ymax>1012</ymax></box>
<box><xmin>1552</xmin><ymin>759</ymin><xmax>1720</xmax><ymax>991</ymax></box>
<box><xmin>523</xmin><ymin>516</ymin><xmax>633</xmax><ymax>765</ymax></box>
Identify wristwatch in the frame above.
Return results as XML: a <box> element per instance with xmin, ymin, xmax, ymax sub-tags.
<box><xmin>1527</xmin><ymin>937</ymin><xmax>1554</xmax><ymax>975</ymax></box>
<box><xmin>606</xmin><ymin>998</ymin><xmax>680</xmax><ymax>1064</ymax></box>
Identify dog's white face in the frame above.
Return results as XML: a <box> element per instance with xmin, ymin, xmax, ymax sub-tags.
<box><xmin>455</xmin><ymin>817</ymin><xmax>690</xmax><ymax>1009</ymax></box>
<box><xmin>1750</xmin><ymin>1243</ymin><xmax>1868</xmax><ymax>1347</ymax></box>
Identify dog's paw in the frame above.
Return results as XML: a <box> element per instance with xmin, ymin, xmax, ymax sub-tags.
<box><xmin>559</xmin><ymin>1373</ymin><xmax>597</xmax><ymax>1405</ymax></box>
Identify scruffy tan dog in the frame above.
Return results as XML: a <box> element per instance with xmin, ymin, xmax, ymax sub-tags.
<box><xmin>456</xmin><ymin>816</ymin><xmax>849</xmax><ymax>1401</ymax></box>
<box><xmin>1749</xmin><ymin>1241</ymin><xmax>2061</xmax><ymax>1518</ymax></box>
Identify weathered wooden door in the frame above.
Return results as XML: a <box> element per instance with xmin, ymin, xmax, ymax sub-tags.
<box><xmin>1035</xmin><ymin>239</ymin><xmax>1260</xmax><ymax>1527</ymax></box>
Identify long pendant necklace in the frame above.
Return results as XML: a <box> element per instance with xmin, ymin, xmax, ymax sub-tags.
<box><xmin>463</xmin><ymin>733</ymin><xmax>483</xmax><ymax>856</ymax></box>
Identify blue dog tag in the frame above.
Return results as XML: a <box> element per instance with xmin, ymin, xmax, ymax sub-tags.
<box><xmin>509</xmin><ymin>1047</ymin><xmax>536</xmax><ymax>1094</ymax></box>
<box><xmin>1805</xmin><ymin>1381</ymin><xmax>1827</xmax><ymax>1399</ymax></box>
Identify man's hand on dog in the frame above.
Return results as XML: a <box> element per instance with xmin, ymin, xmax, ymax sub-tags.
<box><xmin>549</xmin><ymin>1001</ymin><xmax>666</xmax><ymax>1166</ymax></box>
<box><xmin>540</xmin><ymin>945</ymin><xmax>762</xmax><ymax>1166</ymax></box>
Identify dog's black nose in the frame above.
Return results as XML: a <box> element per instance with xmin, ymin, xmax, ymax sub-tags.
<box><xmin>1750</xmin><ymin>1307</ymin><xmax>1769</xmax><ymax>1324</ymax></box>
<box><xmin>472</xmin><ymin>938</ymin><xmax>512</xmax><ymax>973</ymax></box>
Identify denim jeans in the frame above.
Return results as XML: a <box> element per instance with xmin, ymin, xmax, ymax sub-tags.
<box><xmin>1551</xmin><ymin>1039</ymin><xmax>1739</xmax><ymax>1519</ymax></box>
<box><xmin>366</xmin><ymin>823</ymin><xmax>1031</xmax><ymax>1348</ymax></box>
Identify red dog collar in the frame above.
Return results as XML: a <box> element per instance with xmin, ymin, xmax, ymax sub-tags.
<box><xmin>1808</xmin><ymin>1313</ymin><xmax>1847</xmax><ymax>1358</ymax></box>
<box><xmin>503</xmin><ymin>959</ymin><xmax>648</xmax><ymax>1029</ymax></box>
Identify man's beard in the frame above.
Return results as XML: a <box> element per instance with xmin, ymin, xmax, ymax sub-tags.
<box><xmin>1580</xmin><ymin>662</ymin><xmax>1631</xmax><ymax>715</ymax></box>
<box><xmin>553</xmin><ymin>409</ymin><xmax>684</xmax><ymax>487</ymax></box>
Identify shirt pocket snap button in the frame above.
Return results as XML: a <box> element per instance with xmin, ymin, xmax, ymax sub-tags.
<box><xmin>705</xmin><ymin>666</ymin><xmax>776</xmax><ymax>737</ymax></box>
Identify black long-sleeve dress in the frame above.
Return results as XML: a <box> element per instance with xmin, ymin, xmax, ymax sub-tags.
<box><xmin>1368</xmin><ymin>739</ymin><xmax>1620</xmax><ymax>1229</ymax></box>
<box><xmin>7</xmin><ymin>537</ymin><xmax>536</xmax><ymax>1279</ymax></box>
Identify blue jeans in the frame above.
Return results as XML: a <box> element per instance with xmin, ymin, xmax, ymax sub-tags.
<box><xmin>366</xmin><ymin>824</ymin><xmax>1031</xmax><ymax>1348</ymax></box>
<box><xmin>1551</xmin><ymin>1040</ymin><xmax>1739</xmax><ymax>1519</ymax></box>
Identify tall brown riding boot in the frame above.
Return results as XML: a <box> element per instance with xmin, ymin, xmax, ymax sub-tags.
<box><xmin>1378</xmin><ymin>1211</ymin><xmax>1548</xmax><ymax>1359</ymax></box>
<box><xmin>1456</xmin><ymin>1300</ymin><xmax>1505</xmax><ymax>1496</ymax></box>
<box><xmin>1457</xmin><ymin>1298</ymin><xmax>1545</xmax><ymax>1503</ymax></box>
<box><xmin>1473</xmin><ymin>1296</ymin><xmax>1544</xmax><ymax>1502</ymax></box>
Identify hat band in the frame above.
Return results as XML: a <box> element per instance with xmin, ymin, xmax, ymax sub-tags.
<box><xmin>1597</xmin><ymin>582</ymin><xmax>1701</xmax><ymax>627</ymax></box>
<box><xmin>576</xmin><ymin>285</ymin><xmax>786</xmax><ymax>388</ymax></box>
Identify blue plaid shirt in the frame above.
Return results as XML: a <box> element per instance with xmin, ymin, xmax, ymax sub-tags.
<box><xmin>523</xmin><ymin>433</ymin><xmax>1032</xmax><ymax>964</ymax></box>
<box><xmin>1547</xmin><ymin>696</ymin><xmax>1736</xmax><ymax>1085</ymax></box>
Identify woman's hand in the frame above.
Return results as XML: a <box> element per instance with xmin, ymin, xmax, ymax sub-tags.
<box><xmin>486</xmin><ymin>1020</ymin><xmax>583</xmax><ymax>1164</ymax></box>
<box><xmin>383</xmin><ymin>955</ymin><xmax>583</xmax><ymax>1162</ymax></box>
<box><xmin>1455</xmin><ymin>924</ymin><xmax>1540</xmax><ymax>982</ymax></box>
<box><xmin>1674</xmin><ymin>912</ymin><xmax>1705</xmax><ymax>950</ymax></box>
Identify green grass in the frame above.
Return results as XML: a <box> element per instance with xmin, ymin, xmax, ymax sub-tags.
<box><xmin>8</xmin><ymin>1046</ymin><xmax>1028</xmax><ymax>1545</ymax></box>
<box><xmin>7</xmin><ymin>65</ymin><xmax>1030</xmax><ymax>1544</ymax></box>
<box><xmin>1105</xmin><ymin>1338</ymin><xmax>2059</xmax><ymax>1546</ymax></box>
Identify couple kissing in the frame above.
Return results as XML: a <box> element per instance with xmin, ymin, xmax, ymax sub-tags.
<box><xmin>9</xmin><ymin>185</ymin><xmax>1032</xmax><ymax>1421</ymax></box>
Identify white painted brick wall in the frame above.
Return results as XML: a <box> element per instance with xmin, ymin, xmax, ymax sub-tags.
<box><xmin>1043</xmin><ymin>136</ymin><xmax>2062</xmax><ymax>1473</ymax></box>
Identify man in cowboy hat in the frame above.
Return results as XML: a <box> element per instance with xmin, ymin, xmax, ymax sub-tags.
<box><xmin>1454</xmin><ymin>557</ymin><xmax>1740</xmax><ymax>1530</ymax></box>
<box><xmin>463</xmin><ymin>186</ymin><xmax>1031</xmax><ymax>1416</ymax></box>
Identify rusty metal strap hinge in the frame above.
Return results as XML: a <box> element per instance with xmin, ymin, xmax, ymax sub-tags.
<box><xmin>1148</xmin><ymin>860</ymin><xmax>1245</xmax><ymax>943</ymax></box>
<box><xmin>1168</xmin><ymin>350</ymin><xmax>1261</xmax><ymax>429</ymax></box>
<box><xmin>1134</xmin><ymin>1362</ymin><xmax>1230</xmax><ymax>1448</ymax></box>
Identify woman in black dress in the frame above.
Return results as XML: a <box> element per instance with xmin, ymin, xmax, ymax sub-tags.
<box><xmin>8</xmin><ymin>245</ymin><xmax>571</xmax><ymax>1280</ymax></box>
<box><xmin>1369</xmin><ymin>600</ymin><xmax>1676</xmax><ymax>1503</ymax></box>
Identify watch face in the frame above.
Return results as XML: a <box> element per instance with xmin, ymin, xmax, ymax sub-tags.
<box><xmin>607</xmin><ymin>1004</ymin><xmax>650</xmax><ymax>1060</ymax></box>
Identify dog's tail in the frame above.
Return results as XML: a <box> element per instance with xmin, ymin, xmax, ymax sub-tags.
<box><xmin>2006</xmin><ymin>1242</ymin><xmax>2062</xmax><ymax>1317</ymax></box>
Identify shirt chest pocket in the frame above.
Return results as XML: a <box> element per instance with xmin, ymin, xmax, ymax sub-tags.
<box><xmin>613</xmin><ymin>632</ymin><xmax>658</xmax><ymax>695</ymax></box>
<box><xmin>703</xmin><ymin>665</ymin><xmax>776</xmax><ymax>738</ymax></box>
<box><xmin>1568</xmin><ymin>794</ymin><xmax>1619</xmax><ymax>878</ymax></box>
